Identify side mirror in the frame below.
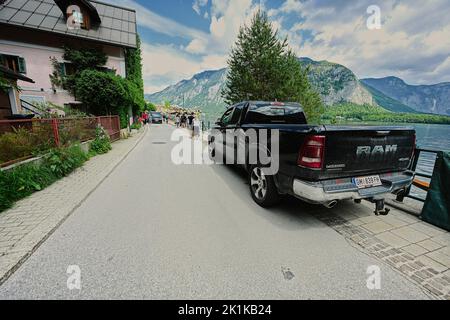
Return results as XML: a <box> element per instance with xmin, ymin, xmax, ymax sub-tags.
<box><xmin>215</xmin><ymin>118</ymin><xmax>222</xmax><ymax>126</ymax></box>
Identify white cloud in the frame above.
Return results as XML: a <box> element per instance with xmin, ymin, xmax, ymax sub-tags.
<box><xmin>138</xmin><ymin>0</ymin><xmax>262</xmax><ymax>93</ymax></box>
<box><xmin>270</xmin><ymin>0</ymin><xmax>450</xmax><ymax>84</ymax></box>
<box><xmin>185</xmin><ymin>38</ymin><xmax>207</xmax><ymax>54</ymax></box>
<box><xmin>193</xmin><ymin>0</ymin><xmax>209</xmax><ymax>15</ymax></box>
<box><xmin>122</xmin><ymin>0</ymin><xmax>450</xmax><ymax>92</ymax></box>
<box><xmin>141</xmin><ymin>43</ymin><xmax>227</xmax><ymax>93</ymax></box>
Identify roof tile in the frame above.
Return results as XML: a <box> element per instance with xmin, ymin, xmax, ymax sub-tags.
<box><xmin>25</xmin><ymin>12</ymin><xmax>46</xmax><ymax>26</ymax></box>
<box><xmin>35</xmin><ymin>2</ymin><xmax>52</xmax><ymax>15</ymax></box>
<box><xmin>7</xmin><ymin>0</ymin><xmax>27</xmax><ymax>10</ymax></box>
<box><xmin>21</xmin><ymin>0</ymin><xmax>41</xmax><ymax>12</ymax></box>
<box><xmin>0</xmin><ymin>0</ymin><xmax>137</xmax><ymax>48</ymax></box>
<box><xmin>9</xmin><ymin>10</ymin><xmax>32</xmax><ymax>24</ymax></box>
<box><xmin>0</xmin><ymin>7</ymin><xmax>18</xmax><ymax>21</ymax></box>
<box><xmin>39</xmin><ymin>15</ymin><xmax>58</xmax><ymax>30</ymax></box>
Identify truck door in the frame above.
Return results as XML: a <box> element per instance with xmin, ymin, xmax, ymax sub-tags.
<box><xmin>224</xmin><ymin>103</ymin><xmax>245</xmax><ymax>164</ymax></box>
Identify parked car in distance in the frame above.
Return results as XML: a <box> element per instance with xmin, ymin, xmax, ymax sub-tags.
<box><xmin>151</xmin><ymin>112</ymin><xmax>163</xmax><ymax>124</ymax></box>
<box><xmin>209</xmin><ymin>101</ymin><xmax>416</xmax><ymax>215</ymax></box>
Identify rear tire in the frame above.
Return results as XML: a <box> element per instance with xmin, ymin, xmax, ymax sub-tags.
<box><xmin>249</xmin><ymin>165</ymin><xmax>281</xmax><ymax>207</ymax></box>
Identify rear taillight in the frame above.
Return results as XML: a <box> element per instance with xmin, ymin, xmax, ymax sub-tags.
<box><xmin>298</xmin><ymin>135</ymin><xmax>326</xmax><ymax>169</ymax></box>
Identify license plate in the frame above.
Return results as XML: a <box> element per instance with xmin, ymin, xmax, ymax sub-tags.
<box><xmin>353</xmin><ymin>175</ymin><xmax>382</xmax><ymax>189</ymax></box>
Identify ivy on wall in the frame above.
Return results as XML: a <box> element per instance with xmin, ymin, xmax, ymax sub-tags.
<box><xmin>124</xmin><ymin>35</ymin><xmax>145</xmax><ymax>116</ymax></box>
<box><xmin>49</xmin><ymin>38</ymin><xmax>146</xmax><ymax>128</ymax></box>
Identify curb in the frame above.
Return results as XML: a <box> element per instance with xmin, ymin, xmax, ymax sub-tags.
<box><xmin>0</xmin><ymin>127</ymin><xmax>148</xmax><ymax>286</ymax></box>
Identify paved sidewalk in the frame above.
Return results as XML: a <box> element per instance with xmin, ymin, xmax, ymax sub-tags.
<box><xmin>0</xmin><ymin>128</ymin><xmax>146</xmax><ymax>284</ymax></box>
<box><xmin>318</xmin><ymin>200</ymin><xmax>450</xmax><ymax>299</ymax></box>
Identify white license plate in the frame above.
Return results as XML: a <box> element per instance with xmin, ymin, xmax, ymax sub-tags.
<box><xmin>353</xmin><ymin>175</ymin><xmax>382</xmax><ymax>189</ymax></box>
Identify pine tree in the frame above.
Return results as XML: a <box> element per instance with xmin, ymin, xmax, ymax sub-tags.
<box><xmin>221</xmin><ymin>10</ymin><xmax>323</xmax><ymax>122</ymax></box>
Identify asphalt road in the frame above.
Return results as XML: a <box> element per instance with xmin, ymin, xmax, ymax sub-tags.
<box><xmin>0</xmin><ymin>125</ymin><xmax>430</xmax><ymax>299</ymax></box>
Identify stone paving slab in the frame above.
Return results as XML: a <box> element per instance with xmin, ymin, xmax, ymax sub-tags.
<box><xmin>0</xmin><ymin>128</ymin><xmax>146</xmax><ymax>285</ymax></box>
<box><xmin>316</xmin><ymin>200</ymin><xmax>450</xmax><ymax>299</ymax></box>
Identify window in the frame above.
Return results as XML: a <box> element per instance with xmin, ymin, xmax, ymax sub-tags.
<box><xmin>57</xmin><ymin>62</ymin><xmax>77</xmax><ymax>77</ymax></box>
<box><xmin>20</xmin><ymin>95</ymin><xmax>45</xmax><ymax>105</ymax></box>
<box><xmin>58</xmin><ymin>63</ymin><xmax>66</xmax><ymax>77</ymax></box>
<box><xmin>245</xmin><ymin>103</ymin><xmax>307</xmax><ymax>124</ymax></box>
<box><xmin>220</xmin><ymin>107</ymin><xmax>234</xmax><ymax>126</ymax></box>
<box><xmin>229</xmin><ymin>103</ymin><xmax>244</xmax><ymax>125</ymax></box>
<box><xmin>0</xmin><ymin>54</ymin><xmax>26</xmax><ymax>74</ymax></box>
<box><xmin>67</xmin><ymin>6</ymin><xmax>91</xmax><ymax>30</ymax></box>
<box><xmin>98</xmin><ymin>66</ymin><xmax>116</xmax><ymax>74</ymax></box>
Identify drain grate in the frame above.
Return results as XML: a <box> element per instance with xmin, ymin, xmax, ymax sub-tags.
<box><xmin>152</xmin><ymin>141</ymin><xmax>167</xmax><ymax>145</ymax></box>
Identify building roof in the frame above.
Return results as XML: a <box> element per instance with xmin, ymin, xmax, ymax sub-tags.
<box><xmin>0</xmin><ymin>0</ymin><xmax>137</xmax><ymax>48</ymax></box>
<box><xmin>0</xmin><ymin>64</ymin><xmax>35</xmax><ymax>83</ymax></box>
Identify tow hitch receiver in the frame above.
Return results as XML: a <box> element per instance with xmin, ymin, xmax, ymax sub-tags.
<box><xmin>373</xmin><ymin>198</ymin><xmax>390</xmax><ymax>216</ymax></box>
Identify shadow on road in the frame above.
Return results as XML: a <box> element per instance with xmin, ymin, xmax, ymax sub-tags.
<box><xmin>209</xmin><ymin>163</ymin><xmax>337</xmax><ymax>231</ymax></box>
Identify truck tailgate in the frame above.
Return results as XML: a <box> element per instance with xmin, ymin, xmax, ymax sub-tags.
<box><xmin>323</xmin><ymin>126</ymin><xmax>415</xmax><ymax>175</ymax></box>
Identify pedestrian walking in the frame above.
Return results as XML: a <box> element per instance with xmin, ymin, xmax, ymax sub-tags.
<box><xmin>193</xmin><ymin>116</ymin><xmax>200</xmax><ymax>138</ymax></box>
<box><xmin>143</xmin><ymin>111</ymin><xmax>149</xmax><ymax>125</ymax></box>
<box><xmin>175</xmin><ymin>114</ymin><xmax>181</xmax><ymax>127</ymax></box>
<box><xmin>181</xmin><ymin>114</ymin><xmax>187</xmax><ymax>128</ymax></box>
<box><xmin>188</xmin><ymin>113</ymin><xmax>194</xmax><ymax>129</ymax></box>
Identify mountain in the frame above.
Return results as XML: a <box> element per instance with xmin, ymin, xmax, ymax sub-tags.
<box><xmin>297</xmin><ymin>58</ymin><xmax>375</xmax><ymax>106</ymax></box>
<box><xmin>147</xmin><ymin>69</ymin><xmax>228</xmax><ymax>122</ymax></box>
<box><xmin>146</xmin><ymin>58</ymin><xmax>420</xmax><ymax>121</ymax></box>
<box><xmin>361</xmin><ymin>77</ymin><xmax>450</xmax><ymax>115</ymax></box>
<box><xmin>360</xmin><ymin>82</ymin><xmax>417</xmax><ymax>113</ymax></box>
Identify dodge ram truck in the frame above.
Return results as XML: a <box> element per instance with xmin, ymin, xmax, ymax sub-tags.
<box><xmin>208</xmin><ymin>101</ymin><xmax>416</xmax><ymax>215</ymax></box>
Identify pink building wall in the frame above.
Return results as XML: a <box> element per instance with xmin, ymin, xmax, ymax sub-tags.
<box><xmin>0</xmin><ymin>40</ymin><xmax>126</xmax><ymax>110</ymax></box>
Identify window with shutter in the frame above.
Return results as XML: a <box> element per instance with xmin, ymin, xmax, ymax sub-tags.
<box><xmin>59</xmin><ymin>63</ymin><xmax>67</xmax><ymax>76</ymax></box>
<box><xmin>18</xmin><ymin>57</ymin><xmax>26</xmax><ymax>74</ymax></box>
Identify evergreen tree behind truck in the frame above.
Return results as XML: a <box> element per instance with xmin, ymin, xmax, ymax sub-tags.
<box><xmin>221</xmin><ymin>10</ymin><xmax>323</xmax><ymax>122</ymax></box>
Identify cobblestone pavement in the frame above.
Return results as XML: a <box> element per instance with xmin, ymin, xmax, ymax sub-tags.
<box><xmin>0</xmin><ymin>128</ymin><xmax>146</xmax><ymax>285</ymax></box>
<box><xmin>317</xmin><ymin>200</ymin><xmax>450</xmax><ymax>299</ymax></box>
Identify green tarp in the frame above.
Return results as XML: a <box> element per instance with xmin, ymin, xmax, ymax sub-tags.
<box><xmin>421</xmin><ymin>151</ymin><xmax>450</xmax><ymax>231</ymax></box>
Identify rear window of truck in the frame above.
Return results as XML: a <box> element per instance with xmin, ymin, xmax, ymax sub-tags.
<box><xmin>245</xmin><ymin>103</ymin><xmax>307</xmax><ymax>124</ymax></box>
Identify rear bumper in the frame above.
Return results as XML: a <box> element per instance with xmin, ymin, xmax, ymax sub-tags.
<box><xmin>292</xmin><ymin>171</ymin><xmax>414</xmax><ymax>204</ymax></box>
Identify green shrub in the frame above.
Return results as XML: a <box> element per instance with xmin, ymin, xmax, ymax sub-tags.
<box><xmin>130</xmin><ymin>122</ymin><xmax>142</xmax><ymax>130</ymax></box>
<box><xmin>0</xmin><ymin>163</ymin><xmax>58</xmax><ymax>212</ymax></box>
<box><xmin>75</xmin><ymin>70</ymin><xmax>145</xmax><ymax>129</ymax></box>
<box><xmin>0</xmin><ymin>128</ymin><xmax>54</xmax><ymax>164</ymax></box>
<box><xmin>89</xmin><ymin>125</ymin><xmax>112</xmax><ymax>155</ymax></box>
<box><xmin>58</xmin><ymin>119</ymin><xmax>96</xmax><ymax>147</ymax></box>
<box><xmin>0</xmin><ymin>129</ymin><xmax>36</xmax><ymax>163</ymax></box>
<box><xmin>0</xmin><ymin>144</ymin><xmax>89</xmax><ymax>212</ymax></box>
<box><xmin>45</xmin><ymin>144</ymin><xmax>89</xmax><ymax>177</ymax></box>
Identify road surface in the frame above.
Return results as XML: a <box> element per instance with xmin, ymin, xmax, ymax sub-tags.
<box><xmin>0</xmin><ymin>125</ymin><xmax>430</xmax><ymax>299</ymax></box>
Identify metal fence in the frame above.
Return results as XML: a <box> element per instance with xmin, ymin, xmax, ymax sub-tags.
<box><xmin>396</xmin><ymin>147</ymin><xmax>438</xmax><ymax>202</ymax></box>
<box><xmin>0</xmin><ymin>116</ymin><xmax>120</xmax><ymax>168</ymax></box>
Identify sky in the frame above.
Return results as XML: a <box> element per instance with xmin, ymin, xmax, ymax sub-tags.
<box><xmin>109</xmin><ymin>0</ymin><xmax>450</xmax><ymax>94</ymax></box>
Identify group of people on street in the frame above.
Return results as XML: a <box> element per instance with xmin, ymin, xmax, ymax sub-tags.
<box><xmin>175</xmin><ymin>112</ymin><xmax>201</xmax><ymax>137</ymax></box>
<box><xmin>137</xmin><ymin>110</ymin><xmax>201</xmax><ymax>137</ymax></box>
<box><xmin>137</xmin><ymin>111</ymin><xmax>169</xmax><ymax>125</ymax></box>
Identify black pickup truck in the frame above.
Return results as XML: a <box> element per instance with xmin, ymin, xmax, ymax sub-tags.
<box><xmin>209</xmin><ymin>101</ymin><xmax>416</xmax><ymax>215</ymax></box>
